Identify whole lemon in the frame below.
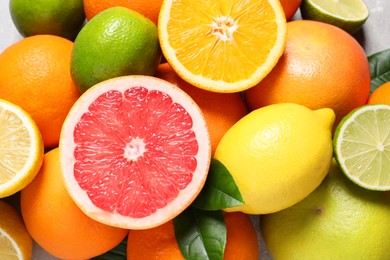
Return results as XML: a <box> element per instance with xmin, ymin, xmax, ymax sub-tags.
<box><xmin>261</xmin><ymin>159</ymin><xmax>390</xmax><ymax>259</ymax></box>
<box><xmin>71</xmin><ymin>7</ymin><xmax>162</xmax><ymax>92</ymax></box>
<box><xmin>214</xmin><ymin>103</ymin><xmax>335</xmax><ymax>214</ymax></box>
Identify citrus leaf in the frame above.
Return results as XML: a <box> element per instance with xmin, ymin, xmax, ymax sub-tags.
<box><xmin>192</xmin><ymin>158</ymin><xmax>244</xmax><ymax>210</ymax></box>
<box><xmin>174</xmin><ymin>207</ymin><xmax>226</xmax><ymax>260</ymax></box>
<box><xmin>368</xmin><ymin>48</ymin><xmax>390</xmax><ymax>93</ymax></box>
<box><xmin>91</xmin><ymin>236</ymin><xmax>127</xmax><ymax>260</ymax></box>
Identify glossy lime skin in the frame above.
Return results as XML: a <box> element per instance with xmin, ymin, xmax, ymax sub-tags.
<box><xmin>9</xmin><ymin>0</ymin><xmax>85</xmax><ymax>40</ymax></box>
<box><xmin>71</xmin><ymin>7</ymin><xmax>162</xmax><ymax>92</ymax></box>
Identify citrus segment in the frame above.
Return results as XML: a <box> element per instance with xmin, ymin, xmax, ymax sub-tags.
<box><xmin>158</xmin><ymin>0</ymin><xmax>287</xmax><ymax>93</ymax></box>
<box><xmin>0</xmin><ymin>200</ymin><xmax>33</xmax><ymax>260</ymax></box>
<box><xmin>300</xmin><ymin>0</ymin><xmax>369</xmax><ymax>34</ymax></box>
<box><xmin>0</xmin><ymin>99</ymin><xmax>44</xmax><ymax>198</ymax></box>
<box><xmin>60</xmin><ymin>76</ymin><xmax>211</xmax><ymax>229</ymax></box>
<box><xmin>334</xmin><ymin>104</ymin><xmax>390</xmax><ymax>191</ymax></box>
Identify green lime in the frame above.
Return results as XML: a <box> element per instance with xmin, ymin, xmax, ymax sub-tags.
<box><xmin>71</xmin><ymin>7</ymin><xmax>162</xmax><ymax>92</ymax></box>
<box><xmin>333</xmin><ymin>104</ymin><xmax>390</xmax><ymax>191</ymax></box>
<box><xmin>300</xmin><ymin>0</ymin><xmax>369</xmax><ymax>34</ymax></box>
<box><xmin>9</xmin><ymin>0</ymin><xmax>85</xmax><ymax>40</ymax></box>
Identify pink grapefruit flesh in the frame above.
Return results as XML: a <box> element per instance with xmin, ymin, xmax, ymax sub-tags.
<box><xmin>59</xmin><ymin>76</ymin><xmax>211</xmax><ymax>229</ymax></box>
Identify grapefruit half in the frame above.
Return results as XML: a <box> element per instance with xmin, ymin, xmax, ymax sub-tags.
<box><xmin>59</xmin><ymin>75</ymin><xmax>211</xmax><ymax>229</ymax></box>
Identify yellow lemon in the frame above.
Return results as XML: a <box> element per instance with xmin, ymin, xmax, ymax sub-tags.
<box><xmin>214</xmin><ymin>103</ymin><xmax>335</xmax><ymax>214</ymax></box>
<box><xmin>0</xmin><ymin>99</ymin><xmax>44</xmax><ymax>198</ymax></box>
<box><xmin>0</xmin><ymin>200</ymin><xmax>33</xmax><ymax>260</ymax></box>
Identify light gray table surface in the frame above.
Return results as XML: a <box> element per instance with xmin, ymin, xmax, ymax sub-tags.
<box><xmin>1</xmin><ymin>0</ymin><xmax>389</xmax><ymax>259</ymax></box>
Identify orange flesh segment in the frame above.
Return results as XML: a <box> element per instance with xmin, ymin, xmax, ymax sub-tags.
<box><xmin>73</xmin><ymin>87</ymin><xmax>199</xmax><ymax>218</ymax></box>
<box><xmin>166</xmin><ymin>0</ymin><xmax>281</xmax><ymax>83</ymax></box>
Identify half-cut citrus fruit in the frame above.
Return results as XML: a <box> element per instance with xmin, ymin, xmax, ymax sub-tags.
<box><xmin>59</xmin><ymin>75</ymin><xmax>211</xmax><ymax>229</ymax></box>
<box><xmin>0</xmin><ymin>200</ymin><xmax>33</xmax><ymax>260</ymax></box>
<box><xmin>333</xmin><ymin>104</ymin><xmax>390</xmax><ymax>191</ymax></box>
<box><xmin>158</xmin><ymin>0</ymin><xmax>287</xmax><ymax>93</ymax></box>
<box><xmin>0</xmin><ymin>99</ymin><xmax>44</xmax><ymax>198</ymax></box>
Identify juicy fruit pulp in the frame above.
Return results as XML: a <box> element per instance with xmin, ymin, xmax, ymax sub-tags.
<box><xmin>300</xmin><ymin>0</ymin><xmax>369</xmax><ymax>34</ymax></box>
<box><xmin>0</xmin><ymin>99</ymin><xmax>44</xmax><ymax>198</ymax></box>
<box><xmin>158</xmin><ymin>0</ymin><xmax>287</xmax><ymax>93</ymax></box>
<box><xmin>0</xmin><ymin>200</ymin><xmax>33</xmax><ymax>260</ymax></box>
<box><xmin>333</xmin><ymin>104</ymin><xmax>390</xmax><ymax>190</ymax></box>
<box><xmin>60</xmin><ymin>76</ymin><xmax>211</xmax><ymax>229</ymax></box>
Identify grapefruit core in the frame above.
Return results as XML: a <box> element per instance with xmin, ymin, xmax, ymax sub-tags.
<box><xmin>59</xmin><ymin>76</ymin><xmax>211</xmax><ymax>229</ymax></box>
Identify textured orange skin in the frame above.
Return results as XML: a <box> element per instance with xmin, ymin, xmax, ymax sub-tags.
<box><xmin>127</xmin><ymin>212</ymin><xmax>259</xmax><ymax>260</ymax></box>
<box><xmin>20</xmin><ymin>148</ymin><xmax>128</xmax><ymax>259</ymax></box>
<box><xmin>156</xmin><ymin>63</ymin><xmax>248</xmax><ymax>155</ymax></box>
<box><xmin>83</xmin><ymin>0</ymin><xmax>163</xmax><ymax>24</ymax></box>
<box><xmin>244</xmin><ymin>20</ymin><xmax>370</xmax><ymax>126</ymax></box>
<box><xmin>280</xmin><ymin>0</ymin><xmax>302</xmax><ymax>20</ymax></box>
<box><xmin>368</xmin><ymin>81</ymin><xmax>390</xmax><ymax>105</ymax></box>
<box><xmin>0</xmin><ymin>35</ymin><xmax>81</xmax><ymax>148</ymax></box>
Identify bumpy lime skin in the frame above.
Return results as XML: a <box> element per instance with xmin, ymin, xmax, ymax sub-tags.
<box><xmin>71</xmin><ymin>7</ymin><xmax>162</xmax><ymax>93</ymax></box>
<box><xmin>9</xmin><ymin>0</ymin><xmax>85</xmax><ymax>40</ymax></box>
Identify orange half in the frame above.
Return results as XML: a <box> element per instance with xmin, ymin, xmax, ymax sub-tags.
<box><xmin>158</xmin><ymin>0</ymin><xmax>287</xmax><ymax>93</ymax></box>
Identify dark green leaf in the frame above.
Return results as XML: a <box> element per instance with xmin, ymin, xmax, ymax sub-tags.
<box><xmin>192</xmin><ymin>158</ymin><xmax>244</xmax><ymax>210</ymax></box>
<box><xmin>368</xmin><ymin>48</ymin><xmax>390</xmax><ymax>93</ymax></box>
<box><xmin>91</xmin><ymin>236</ymin><xmax>127</xmax><ymax>260</ymax></box>
<box><xmin>174</xmin><ymin>207</ymin><xmax>226</xmax><ymax>260</ymax></box>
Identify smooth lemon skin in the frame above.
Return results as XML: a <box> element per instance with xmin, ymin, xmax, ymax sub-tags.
<box><xmin>214</xmin><ymin>103</ymin><xmax>335</xmax><ymax>214</ymax></box>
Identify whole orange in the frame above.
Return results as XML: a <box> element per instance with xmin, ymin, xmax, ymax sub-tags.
<box><xmin>83</xmin><ymin>0</ymin><xmax>163</xmax><ymax>24</ymax></box>
<box><xmin>368</xmin><ymin>81</ymin><xmax>390</xmax><ymax>105</ymax></box>
<box><xmin>0</xmin><ymin>35</ymin><xmax>81</xmax><ymax>148</ymax></box>
<box><xmin>156</xmin><ymin>63</ymin><xmax>248</xmax><ymax>155</ymax></box>
<box><xmin>244</xmin><ymin>20</ymin><xmax>370</xmax><ymax>126</ymax></box>
<box><xmin>20</xmin><ymin>148</ymin><xmax>128</xmax><ymax>259</ymax></box>
<box><xmin>280</xmin><ymin>0</ymin><xmax>302</xmax><ymax>20</ymax></box>
<box><xmin>127</xmin><ymin>212</ymin><xmax>259</xmax><ymax>259</ymax></box>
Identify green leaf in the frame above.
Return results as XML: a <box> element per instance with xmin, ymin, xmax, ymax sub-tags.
<box><xmin>174</xmin><ymin>207</ymin><xmax>226</xmax><ymax>260</ymax></box>
<box><xmin>368</xmin><ymin>48</ymin><xmax>390</xmax><ymax>93</ymax></box>
<box><xmin>192</xmin><ymin>158</ymin><xmax>244</xmax><ymax>210</ymax></box>
<box><xmin>91</xmin><ymin>236</ymin><xmax>127</xmax><ymax>260</ymax></box>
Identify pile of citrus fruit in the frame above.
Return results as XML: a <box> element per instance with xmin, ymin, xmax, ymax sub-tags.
<box><xmin>1</xmin><ymin>0</ymin><xmax>389</xmax><ymax>259</ymax></box>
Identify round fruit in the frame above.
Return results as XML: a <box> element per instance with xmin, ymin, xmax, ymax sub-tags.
<box><xmin>156</xmin><ymin>63</ymin><xmax>248</xmax><ymax>155</ymax></box>
<box><xmin>0</xmin><ymin>35</ymin><xmax>81</xmax><ymax>148</ymax></box>
<box><xmin>127</xmin><ymin>212</ymin><xmax>258</xmax><ymax>259</ymax></box>
<box><xmin>0</xmin><ymin>99</ymin><xmax>44</xmax><ymax>198</ymax></box>
<box><xmin>214</xmin><ymin>103</ymin><xmax>335</xmax><ymax>214</ymax></box>
<box><xmin>83</xmin><ymin>0</ymin><xmax>163</xmax><ymax>24</ymax></box>
<box><xmin>71</xmin><ymin>7</ymin><xmax>162</xmax><ymax>93</ymax></box>
<box><xmin>261</xmin><ymin>159</ymin><xmax>390</xmax><ymax>259</ymax></box>
<box><xmin>368</xmin><ymin>81</ymin><xmax>390</xmax><ymax>105</ymax></box>
<box><xmin>158</xmin><ymin>0</ymin><xmax>287</xmax><ymax>93</ymax></box>
<box><xmin>59</xmin><ymin>75</ymin><xmax>211</xmax><ymax>229</ymax></box>
<box><xmin>280</xmin><ymin>0</ymin><xmax>302</xmax><ymax>21</ymax></box>
<box><xmin>300</xmin><ymin>0</ymin><xmax>369</xmax><ymax>34</ymax></box>
<box><xmin>0</xmin><ymin>200</ymin><xmax>33</xmax><ymax>260</ymax></box>
<box><xmin>9</xmin><ymin>0</ymin><xmax>85</xmax><ymax>40</ymax></box>
<box><xmin>20</xmin><ymin>148</ymin><xmax>128</xmax><ymax>259</ymax></box>
<box><xmin>333</xmin><ymin>104</ymin><xmax>390</xmax><ymax>191</ymax></box>
<box><xmin>244</xmin><ymin>20</ymin><xmax>370</xmax><ymax>126</ymax></box>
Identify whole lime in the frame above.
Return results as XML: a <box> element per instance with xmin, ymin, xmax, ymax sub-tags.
<box><xmin>9</xmin><ymin>0</ymin><xmax>85</xmax><ymax>40</ymax></box>
<box><xmin>71</xmin><ymin>7</ymin><xmax>162</xmax><ymax>92</ymax></box>
<box><xmin>261</xmin><ymin>159</ymin><xmax>390</xmax><ymax>259</ymax></box>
